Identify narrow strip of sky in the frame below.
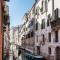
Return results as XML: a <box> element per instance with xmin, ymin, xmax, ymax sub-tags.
<box><xmin>9</xmin><ymin>0</ymin><xmax>35</xmax><ymax>27</ymax></box>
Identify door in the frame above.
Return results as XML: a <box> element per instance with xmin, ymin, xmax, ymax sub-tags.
<box><xmin>37</xmin><ymin>46</ymin><xmax>40</xmax><ymax>55</ymax></box>
<box><xmin>56</xmin><ymin>47</ymin><xmax>60</xmax><ymax>60</ymax></box>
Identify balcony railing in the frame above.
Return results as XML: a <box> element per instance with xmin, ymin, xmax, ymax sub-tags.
<box><xmin>50</xmin><ymin>8</ymin><xmax>60</xmax><ymax>30</ymax></box>
<box><xmin>51</xmin><ymin>19</ymin><xmax>60</xmax><ymax>29</ymax></box>
<box><xmin>3</xmin><ymin>2</ymin><xmax>9</xmax><ymax>25</ymax></box>
<box><xmin>3</xmin><ymin>4</ymin><xmax>9</xmax><ymax>18</ymax></box>
<box><xmin>3</xmin><ymin>24</ymin><xmax>6</xmax><ymax>32</ymax></box>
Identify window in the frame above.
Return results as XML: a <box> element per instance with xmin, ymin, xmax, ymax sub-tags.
<box><xmin>47</xmin><ymin>19</ymin><xmax>49</xmax><ymax>26</ymax></box>
<box><xmin>24</xmin><ymin>28</ymin><xmax>25</xmax><ymax>32</ymax></box>
<box><xmin>32</xmin><ymin>7</ymin><xmax>35</xmax><ymax>15</ymax></box>
<box><xmin>41</xmin><ymin>19</ymin><xmax>45</xmax><ymax>29</ymax></box>
<box><xmin>45</xmin><ymin>0</ymin><xmax>48</xmax><ymax>12</ymax></box>
<box><xmin>26</xmin><ymin>28</ymin><xmax>27</xmax><ymax>31</ymax></box>
<box><xmin>55</xmin><ymin>31</ymin><xmax>58</xmax><ymax>42</ymax></box>
<box><xmin>24</xmin><ymin>35</ymin><xmax>26</xmax><ymax>39</ymax></box>
<box><xmin>28</xmin><ymin>21</ymin><xmax>34</xmax><ymax>28</ymax></box>
<box><xmin>28</xmin><ymin>24</ymin><xmax>30</xmax><ymax>28</ymax></box>
<box><xmin>48</xmin><ymin>14</ymin><xmax>51</xmax><ymax>20</ymax></box>
<box><xmin>26</xmin><ymin>17</ymin><xmax>28</xmax><ymax>21</ymax></box>
<box><xmin>36</xmin><ymin>35</ymin><xmax>38</xmax><ymax>42</ymax></box>
<box><xmin>48</xmin><ymin>33</ymin><xmax>51</xmax><ymax>42</ymax></box>
<box><xmin>47</xmin><ymin>14</ymin><xmax>51</xmax><ymax>26</ymax></box>
<box><xmin>41</xmin><ymin>0</ymin><xmax>46</xmax><ymax>13</ymax></box>
<box><xmin>42</xmin><ymin>1</ymin><xmax>43</xmax><ymax>10</ymax></box>
<box><xmin>36</xmin><ymin>9</ymin><xmax>38</xmax><ymax>15</ymax></box>
<box><xmin>26</xmin><ymin>35</ymin><xmax>27</xmax><ymax>39</ymax></box>
<box><xmin>21</xmin><ymin>37</ymin><xmax>23</xmax><ymax>40</ymax></box>
<box><xmin>41</xmin><ymin>23</ymin><xmax>43</xmax><ymax>29</ymax></box>
<box><xmin>31</xmin><ymin>31</ymin><xmax>34</xmax><ymax>37</ymax></box>
<box><xmin>54</xmin><ymin>8</ymin><xmax>58</xmax><ymax>20</ymax></box>
<box><xmin>27</xmin><ymin>17</ymin><xmax>28</xmax><ymax>20</ymax></box>
<box><xmin>43</xmin><ymin>35</ymin><xmax>44</xmax><ymax>42</ymax></box>
<box><xmin>31</xmin><ymin>21</ymin><xmax>33</xmax><ymax>26</ymax></box>
<box><xmin>48</xmin><ymin>47</ymin><xmax>51</xmax><ymax>54</ymax></box>
<box><xmin>36</xmin><ymin>23</ymin><xmax>38</xmax><ymax>30</ymax></box>
<box><xmin>28</xmin><ymin>33</ymin><xmax>30</xmax><ymax>38</ymax></box>
<box><xmin>40</xmin><ymin>1</ymin><xmax>43</xmax><ymax>13</ymax></box>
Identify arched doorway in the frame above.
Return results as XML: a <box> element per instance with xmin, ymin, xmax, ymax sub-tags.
<box><xmin>56</xmin><ymin>47</ymin><xmax>60</xmax><ymax>60</ymax></box>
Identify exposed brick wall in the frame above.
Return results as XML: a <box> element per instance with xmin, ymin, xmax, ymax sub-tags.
<box><xmin>0</xmin><ymin>0</ymin><xmax>3</xmax><ymax>60</ymax></box>
<box><xmin>0</xmin><ymin>34</ymin><xmax>2</xmax><ymax>60</ymax></box>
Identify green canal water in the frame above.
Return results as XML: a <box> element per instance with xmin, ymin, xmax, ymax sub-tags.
<box><xmin>19</xmin><ymin>50</ymin><xmax>28</xmax><ymax>60</ymax></box>
<box><xmin>18</xmin><ymin>49</ymin><xmax>46</xmax><ymax>60</ymax></box>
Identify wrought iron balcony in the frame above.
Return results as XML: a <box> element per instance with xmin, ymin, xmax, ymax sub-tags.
<box><xmin>3</xmin><ymin>24</ymin><xmax>6</xmax><ymax>32</ymax></box>
<box><xmin>50</xmin><ymin>8</ymin><xmax>60</xmax><ymax>30</ymax></box>
<box><xmin>3</xmin><ymin>18</ymin><xmax>10</xmax><ymax>32</ymax></box>
<box><xmin>51</xmin><ymin>19</ymin><xmax>60</xmax><ymax>29</ymax></box>
<box><xmin>3</xmin><ymin>2</ymin><xmax>9</xmax><ymax>25</ymax></box>
<box><xmin>3</xmin><ymin>16</ymin><xmax>10</xmax><ymax>25</ymax></box>
<box><xmin>3</xmin><ymin>6</ymin><xmax>9</xmax><ymax>19</ymax></box>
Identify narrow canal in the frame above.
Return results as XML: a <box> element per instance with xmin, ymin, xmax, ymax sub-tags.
<box><xmin>18</xmin><ymin>49</ymin><xmax>46</xmax><ymax>60</ymax></box>
<box><xmin>18</xmin><ymin>49</ymin><xmax>29</xmax><ymax>60</ymax></box>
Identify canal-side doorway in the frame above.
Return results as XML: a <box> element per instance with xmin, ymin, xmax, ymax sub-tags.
<box><xmin>37</xmin><ymin>46</ymin><xmax>40</xmax><ymax>55</ymax></box>
<box><xmin>56</xmin><ymin>47</ymin><xmax>60</xmax><ymax>60</ymax></box>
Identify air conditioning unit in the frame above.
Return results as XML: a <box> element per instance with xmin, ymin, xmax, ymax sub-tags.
<box><xmin>54</xmin><ymin>8</ymin><xmax>60</xmax><ymax>20</ymax></box>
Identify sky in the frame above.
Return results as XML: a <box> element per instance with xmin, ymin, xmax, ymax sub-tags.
<box><xmin>9</xmin><ymin>0</ymin><xmax>35</xmax><ymax>27</ymax></box>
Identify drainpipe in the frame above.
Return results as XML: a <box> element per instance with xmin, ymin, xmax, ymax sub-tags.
<box><xmin>18</xmin><ymin>25</ymin><xmax>19</xmax><ymax>60</ymax></box>
<box><xmin>52</xmin><ymin>0</ymin><xmax>54</xmax><ymax>20</ymax></box>
<box><xmin>33</xmin><ymin>4</ymin><xmax>36</xmax><ymax>54</ymax></box>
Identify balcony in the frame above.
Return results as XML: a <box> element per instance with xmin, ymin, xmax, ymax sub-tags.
<box><xmin>28</xmin><ymin>18</ymin><xmax>35</xmax><ymax>31</ymax></box>
<box><xmin>3</xmin><ymin>2</ymin><xmax>9</xmax><ymax>25</ymax></box>
<box><xmin>7</xmin><ymin>19</ymin><xmax>10</xmax><ymax>25</ymax></box>
<box><xmin>28</xmin><ymin>25</ymin><xmax>34</xmax><ymax>32</ymax></box>
<box><xmin>3</xmin><ymin>24</ymin><xmax>6</xmax><ymax>32</ymax></box>
<box><xmin>4</xmin><ymin>19</ymin><xmax>10</xmax><ymax>25</ymax></box>
<box><xmin>51</xmin><ymin>19</ymin><xmax>60</xmax><ymax>29</ymax></box>
<box><xmin>3</xmin><ymin>5</ymin><xmax>9</xmax><ymax>18</ymax></box>
<box><xmin>51</xmin><ymin>8</ymin><xmax>60</xmax><ymax>30</ymax></box>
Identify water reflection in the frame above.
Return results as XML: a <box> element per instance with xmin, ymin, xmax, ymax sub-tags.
<box><xmin>18</xmin><ymin>50</ymin><xmax>28</xmax><ymax>60</ymax></box>
<box><xmin>19</xmin><ymin>49</ymin><xmax>46</xmax><ymax>60</ymax></box>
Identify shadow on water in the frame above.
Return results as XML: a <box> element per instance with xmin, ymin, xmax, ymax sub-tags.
<box><xmin>18</xmin><ymin>49</ymin><xmax>31</xmax><ymax>60</ymax></box>
<box><xmin>18</xmin><ymin>49</ymin><xmax>46</xmax><ymax>60</ymax></box>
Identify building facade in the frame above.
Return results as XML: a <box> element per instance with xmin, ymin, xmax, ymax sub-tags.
<box><xmin>3</xmin><ymin>1</ymin><xmax>10</xmax><ymax>60</ymax></box>
<box><xmin>10</xmin><ymin>25</ymin><xmax>22</xmax><ymax>60</ymax></box>
<box><xmin>0</xmin><ymin>0</ymin><xmax>10</xmax><ymax>60</ymax></box>
<box><xmin>35</xmin><ymin>0</ymin><xmax>60</xmax><ymax>60</ymax></box>
<box><xmin>9</xmin><ymin>29</ymin><xmax>14</xmax><ymax>60</ymax></box>
<box><xmin>20</xmin><ymin>7</ymin><xmax>36</xmax><ymax>53</ymax></box>
<box><xmin>20</xmin><ymin>0</ymin><xmax>60</xmax><ymax>60</ymax></box>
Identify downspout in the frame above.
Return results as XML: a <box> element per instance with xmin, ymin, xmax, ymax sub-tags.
<box><xmin>52</xmin><ymin>0</ymin><xmax>54</xmax><ymax>20</ymax></box>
